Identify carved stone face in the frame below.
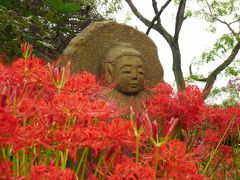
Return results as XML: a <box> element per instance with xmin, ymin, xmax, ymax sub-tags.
<box><xmin>113</xmin><ymin>55</ymin><xmax>144</xmax><ymax>95</ymax></box>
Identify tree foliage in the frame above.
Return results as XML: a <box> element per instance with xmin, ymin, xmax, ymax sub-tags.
<box><xmin>0</xmin><ymin>0</ymin><xmax>122</xmax><ymax>62</ymax></box>
<box><xmin>190</xmin><ymin>0</ymin><xmax>240</xmax><ymax>100</ymax></box>
<box><xmin>125</xmin><ymin>0</ymin><xmax>240</xmax><ymax>100</ymax></box>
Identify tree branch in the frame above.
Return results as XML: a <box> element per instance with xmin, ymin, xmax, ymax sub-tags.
<box><xmin>174</xmin><ymin>0</ymin><xmax>187</xmax><ymax>41</ymax></box>
<box><xmin>125</xmin><ymin>0</ymin><xmax>152</xmax><ymax>27</ymax></box>
<box><xmin>152</xmin><ymin>0</ymin><xmax>161</xmax><ymax>25</ymax></box>
<box><xmin>203</xmin><ymin>0</ymin><xmax>238</xmax><ymax>38</ymax></box>
<box><xmin>146</xmin><ymin>0</ymin><xmax>172</xmax><ymax>35</ymax></box>
<box><xmin>125</xmin><ymin>0</ymin><xmax>173</xmax><ymax>44</ymax></box>
<box><xmin>202</xmin><ymin>41</ymin><xmax>240</xmax><ymax>99</ymax></box>
<box><xmin>189</xmin><ymin>64</ymin><xmax>207</xmax><ymax>82</ymax></box>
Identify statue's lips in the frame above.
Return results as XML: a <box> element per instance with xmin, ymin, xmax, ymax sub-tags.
<box><xmin>129</xmin><ymin>83</ymin><xmax>140</xmax><ymax>87</ymax></box>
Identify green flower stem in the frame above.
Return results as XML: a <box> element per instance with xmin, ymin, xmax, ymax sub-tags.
<box><xmin>56</xmin><ymin>150</ymin><xmax>60</xmax><ymax>167</ymax></box>
<box><xmin>75</xmin><ymin>147</ymin><xmax>89</xmax><ymax>175</ymax></box>
<box><xmin>136</xmin><ymin>134</ymin><xmax>140</xmax><ymax>163</ymax></box>
<box><xmin>107</xmin><ymin>149</ymin><xmax>119</xmax><ymax>173</ymax></box>
<box><xmin>2</xmin><ymin>148</ymin><xmax>6</xmax><ymax>160</ymax></box>
<box><xmin>13</xmin><ymin>152</ymin><xmax>20</xmax><ymax>176</ymax></box>
<box><xmin>94</xmin><ymin>155</ymin><xmax>103</xmax><ymax>177</ymax></box>
<box><xmin>154</xmin><ymin>147</ymin><xmax>159</xmax><ymax>180</ymax></box>
<box><xmin>81</xmin><ymin>150</ymin><xmax>89</xmax><ymax>180</ymax></box>
<box><xmin>60</xmin><ymin>150</ymin><xmax>68</xmax><ymax>170</ymax></box>
<box><xmin>44</xmin><ymin>148</ymin><xmax>52</xmax><ymax>165</ymax></box>
<box><xmin>203</xmin><ymin>118</ymin><xmax>234</xmax><ymax>175</ymax></box>
<box><xmin>21</xmin><ymin>149</ymin><xmax>27</xmax><ymax>176</ymax></box>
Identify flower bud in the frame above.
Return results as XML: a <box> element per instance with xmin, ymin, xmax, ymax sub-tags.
<box><xmin>21</xmin><ymin>43</ymin><xmax>33</xmax><ymax>60</ymax></box>
<box><xmin>151</xmin><ymin>120</ymin><xmax>158</xmax><ymax>141</ymax></box>
<box><xmin>163</xmin><ymin>117</ymin><xmax>179</xmax><ymax>138</ymax></box>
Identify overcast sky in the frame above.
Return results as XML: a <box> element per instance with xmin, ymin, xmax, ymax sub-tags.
<box><xmin>113</xmin><ymin>1</ymin><xmax>229</xmax><ymax>85</ymax></box>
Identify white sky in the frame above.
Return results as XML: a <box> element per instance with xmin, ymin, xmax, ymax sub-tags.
<box><xmin>113</xmin><ymin>0</ymin><xmax>232</xmax><ymax>86</ymax></box>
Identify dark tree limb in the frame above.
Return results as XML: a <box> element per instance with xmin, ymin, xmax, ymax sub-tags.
<box><xmin>125</xmin><ymin>0</ymin><xmax>186</xmax><ymax>91</ymax></box>
<box><xmin>125</xmin><ymin>0</ymin><xmax>152</xmax><ymax>27</ymax></box>
<box><xmin>202</xmin><ymin>41</ymin><xmax>240</xmax><ymax>99</ymax></box>
<box><xmin>171</xmin><ymin>42</ymin><xmax>186</xmax><ymax>90</ymax></box>
<box><xmin>174</xmin><ymin>0</ymin><xmax>187</xmax><ymax>41</ymax></box>
<box><xmin>152</xmin><ymin>0</ymin><xmax>161</xmax><ymax>25</ymax></box>
<box><xmin>189</xmin><ymin>64</ymin><xmax>208</xmax><ymax>82</ymax></box>
<box><xmin>146</xmin><ymin>0</ymin><xmax>172</xmax><ymax>35</ymax></box>
<box><xmin>125</xmin><ymin>0</ymin><xmax>172</xmax><ymax>44</ymax></box>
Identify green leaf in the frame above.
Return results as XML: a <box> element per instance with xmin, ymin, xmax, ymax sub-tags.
<box><xmin>37</xmin><ymin>40</ymin><xmax>54</xmax><ymax>49</ymax></box>
<box><xmin>44</xmin><ymin>0</ymin><xmax>81</xmax><ymax>13</ymax></box>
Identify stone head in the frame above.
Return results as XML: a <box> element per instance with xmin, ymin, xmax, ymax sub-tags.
<box><xmin>101</xmin><ymin>43</ymin><xmax>145</xmax><ymax>95</ymax></box>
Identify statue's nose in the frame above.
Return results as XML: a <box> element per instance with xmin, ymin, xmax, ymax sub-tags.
<box><xmin>131</xmin><ymin>69</ymin><xmax>138</xmax><ymax>80</ymax></box>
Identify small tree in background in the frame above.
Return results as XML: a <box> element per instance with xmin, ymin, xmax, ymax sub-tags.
<box><xmin>0</xmin><ymin>0</ymin><xmax>122</xmax><ymax>62</ymax></box>
<box><xmin>125</xmin><ymin>0</ymin><xmax>240</xmax><ymax>101</ymax></box>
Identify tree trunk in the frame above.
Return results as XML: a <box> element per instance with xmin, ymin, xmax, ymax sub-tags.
<box><xmin>170</xmin><ymin>41</ymin><xmax>185</xmax><ymax>91</ymax></box>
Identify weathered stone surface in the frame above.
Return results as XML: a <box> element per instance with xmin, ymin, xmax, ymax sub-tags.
<box><xmin>59</xmin><ymin>21</ymin><xmax>164</xmax><ymax>87</ymax></box>
<box><xmin>59</xmin><ymin>21</ymin><xmax>164</xmax><ymax>107</ymax></box>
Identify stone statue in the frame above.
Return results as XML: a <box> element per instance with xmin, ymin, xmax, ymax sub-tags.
<box><xmin>59</xmin><ymin>21</ymin><xmax>164</xmax><ymax>107</ymax></box>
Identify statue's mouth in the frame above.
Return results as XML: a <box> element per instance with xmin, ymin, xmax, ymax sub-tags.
<box><xmin>129</xmin><ymin>83</ymin><xmax>139</xmax><ymax>88</ymax></box>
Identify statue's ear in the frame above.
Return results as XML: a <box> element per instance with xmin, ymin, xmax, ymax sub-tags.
<box><xmin>104</xmin><ymin>62</ymin><xmax>114</xmax><ymax>84</ymax></box>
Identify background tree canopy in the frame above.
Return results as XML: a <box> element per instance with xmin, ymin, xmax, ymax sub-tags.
<box><xmin>125</xmin><ymin>0</ymin><xmax>240</xmax><ymax>101</ymax></box>
<box><xmin>0</xmin><ymin>0</ymin><xmax>122</xmax><ymax>62</ymax></box>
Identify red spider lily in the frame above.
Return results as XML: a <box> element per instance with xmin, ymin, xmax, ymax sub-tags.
<box><xmin>68</xmin><ymin>118</ymin><xmax>135</xmax><ymax>162</ymax></box>
<box><xmin>47</xmin><ymin>62</ymin><xmax>71</xmax><ymax>90</ymax></box>
<box><xmin>148</xmin><ymin>84</ymin><xmax>204</xmax><ymax>131</ymax></box>
<box><xmin>147</xmin><ymin>140</ymin><xmax>203</xmax><ymax>179</ymax></box>
<box><xmin>162</xmin><ymin>117</ymin><xmax>180</xmax><ymax>138</ymax></box>
<box><xmin>0</xmin><ymin>160</ymin><xmax>13</xmax><ymax>179</ymax></box>
<box><xmin>176</xmin><ymin>85</ymin><xmax>204</xmax><ymax>130</ymax></box>
<box><xmin>0</xmin><ymin>83</ymin><xmax>18</xmax><ymax>109</ymax></box>
<box><xmin>203</xmin><ymin>106</ymin><xmax>240</xmax><ymax>140</ymax></box>
<box><xmin>0</xmin><ymin>108</ymin><xmax>17</xmax><ymax>147</ymax></box>
<box><xmin>11</xmin><ymin>124</ymin><xmax>46</xmax><ymax>152</ymax></box>
<box><xmin>8</xmin><ymin>56</ymin><xmax>52</xmax><ymax>99</ymax></box>
<box><xmin>61</xmin><ymin>120</ymin><xmax>133</xmax><ymax>155</ymax></box>
<box><xmin>151</xmin><ymin>120</ymin><xmax>158</xmax><ymax>142</ymax></box>
<box><xmin>204</xmin><ymin>129</ymin><xmax>220</xmax><ymax>146</ymax></box>
<box><xmin>21</xmin><ymin>42</ymin><xmax>33</xmax><ymax>60</ymax></box>
<box><xmin>62</xmin><ymin>72</ymin><xmax>101</xmax><ymax>95</ymax></box>
<box><xmin>108</xmin><ymin>156</ymin><xmax>155</xmax><ymax>180</ymax></box>
<box><xmin>130</xmin><ymin>107</ymin><xmax>144</xmax><ymax>136</ymax></box>
<box><xmin>27</xmin><ymin>165</ymin><xmax>76</xmax><ymax>180</ymax></box>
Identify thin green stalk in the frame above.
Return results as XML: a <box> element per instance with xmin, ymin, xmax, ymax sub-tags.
<box><xmin>203</xmin><ymin>118</ymin><xmax>234</xmax><ymax>175</ymax></box>
<box><xmin>61</xmin><ymin>150</ymin><xmax>69</xmax><ymax>170</ymax></box>
<box><xmin>0</xmin><ymin>146</ymin><xmax>2</xmax><ymax>163</ymax></box>
<box><xmin>44</xmin><ymin>148</ymin><xmax>52</xmax><ymax>165</ymax></box>
<box><xmin>81</xmin><ymin>149</ymin><xmax>89</xmax><ymax>180</ymax></box>
<box><xmin>2</xmin><ymin>148</ymin><xmax>6</xmax><ymax>160</ymax></box>
<box><xmin>136</xmin><ymin>134</ymin><xmax>140</xmax><ymax>163</ymax></box>
<box><xmin>75</xmin><ymin>147</ymin><xmax>89</xmax><ymax>175</ymax></box>
<box><xmin>13</xmin><ymin>152</ymin><xmax>20</xmax><ymax>176</ymax></box>
<box><xmin>6</xmin><ymin>146</ymin><xmax>12</xmax><ymax>161</ymax></box>
<box><xmin>94</xmin><ymin>156</ymin><xmax>103</xmax><ymax>177</ymax></box>
<box><xmin>106</xmin><ymin>149</ymin><xmax>119</xmax><ymax>173</ymax></box>
<box><xmin>21</xmin><ymin>150</ymin><xmax>27</xmax><ymax>176</ymax></box>
<box><xmin>233</xmin><ymin>128</ymin><xmax>240</xmax><ymax>179</ymax></box>
<box><xmin>56</xmin><ymin>150</ymin><xmax>61</xmax><ymax>167</ymax></box>
<box><xmin>154</xmin><ymin>147</ymin><xmax>159</xmax><ymax>180</ymax></box>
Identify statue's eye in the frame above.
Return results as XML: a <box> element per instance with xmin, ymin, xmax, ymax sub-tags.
<box><xmin>138</xmin><ymin>71</ymin><xmax>143</xmax><ymax>75</ymax></box>
<box><xmin>123</xmin><ymin>70</ymin><xmax>131</xmax><ymax>74</ymax></box>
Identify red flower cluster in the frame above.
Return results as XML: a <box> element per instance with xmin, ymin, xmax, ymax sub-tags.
<box><xmin>147</xmin><ymin>83</ymin><xmax>204</xmax><ymax>131</ymax></box>
<box><xmin>0</xmin><ymin>160</ymin><xmax>12</xmax><ymax>179</ymax></box>
<box><xmin>147</xmin><ymin>140</ymin><xmax>203</xmax><ymax>179</ymax></box>
<box><xmin>203</xmin><ymin>106</ymin><xmax>240</xmax><ymax>142</ymax></box>
<box><xmin>0</xmin><ymin>45</ymin><xmax>239</xmax><ymax>179</ymax></box>
<box><xmin>28</xmin><ymin>165</ymin><xmax>76</xmax><ymax>180</ymax></box>
<box><xmin>109</xmin><ymin>156</ymin><xmax>154</xmax><ymax>180</ymax></box>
